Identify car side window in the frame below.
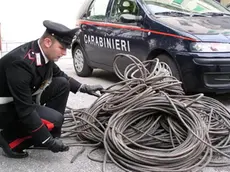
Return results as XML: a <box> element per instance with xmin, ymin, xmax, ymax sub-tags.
<box><xmin>110</xmin><ymin>0</ymin><xmax>139</xmax><ymax>23</ymax></box>
<box><xmin>86</xmin><ymin>0</ymin><xmax>110</xmax><ymax>21</ymax></box>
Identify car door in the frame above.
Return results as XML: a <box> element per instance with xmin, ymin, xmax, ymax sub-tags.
<box><xmin>79</xmin><ymin>0</ymin><xmax>111</xmax><ymax>66</ymax></box>
<box><xmin>104</xmin><ymin>0</ymin><xmax>149</xmax><ymax>71</ymax></box>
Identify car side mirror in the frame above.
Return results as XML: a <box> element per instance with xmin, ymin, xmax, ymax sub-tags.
<box><xmin>82</xmin><ymin>10</ymin><xmax>91</xmax><ymax>18</ymax></box>
<box><xmin>119</xmin><ymin>14</ymin><xmax>143</xmax><ymax>23</ymax></box>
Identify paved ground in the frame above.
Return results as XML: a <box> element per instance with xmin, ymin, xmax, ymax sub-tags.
<box><xmin>1</xmin><ymin>56</ymin><xmax>230</xmax><ymax>172</ymax></box>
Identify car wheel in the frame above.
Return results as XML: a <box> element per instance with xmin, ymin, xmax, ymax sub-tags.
<box><xmin>155</xmin><ymin>54</ymin><xmax>181</xmax><ymax>80</ymax></box>
<box><xmin>72</xmin><ymin>46</ymin><xmax>93</xmax><ymax>77</ymax></box>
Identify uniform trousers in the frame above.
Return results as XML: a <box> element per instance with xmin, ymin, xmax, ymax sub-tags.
<box><xmin>0</xmin><ymin>77</ymin><xmax>70</xmax><ymax>151</ymax></box>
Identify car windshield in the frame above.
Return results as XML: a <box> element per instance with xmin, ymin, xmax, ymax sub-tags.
<box><xmin>143</xmin><ymin>0</ymin><xmax>230</xmax><ymax>16</ymax></box>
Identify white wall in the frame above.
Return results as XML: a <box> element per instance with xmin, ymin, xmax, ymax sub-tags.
<box><xmin>0</xmin><ymin>0</ymin><xmax>84</xmax><ymax>42</ymax></box>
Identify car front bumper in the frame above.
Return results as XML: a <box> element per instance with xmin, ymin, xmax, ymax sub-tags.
<box><xmin>176</xmin><ymin>52</ymin><xmax>230</xmax><ymax>93</ymax></box>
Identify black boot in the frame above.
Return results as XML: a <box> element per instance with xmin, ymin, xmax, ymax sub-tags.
<box><xmin>0</xmin><ymin>132</ymin><xmax>28</xmax><ymax>158</ymax></box>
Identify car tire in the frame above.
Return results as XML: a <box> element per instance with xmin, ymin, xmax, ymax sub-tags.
<box><xmin>72</xmin><ymin>45</ymin><xmax>93</xmax><ymax>77</ymax></box>
<box><xmin>155</xmin><ymin>54</ymin><xmax>181</xmax><ymax>80</ymax></box>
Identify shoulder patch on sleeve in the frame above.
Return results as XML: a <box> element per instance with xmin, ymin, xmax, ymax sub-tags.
<box><xmin>23</xmin><ymin>49</ymin><xmax>36</xmax><ymax>64</ymax></box>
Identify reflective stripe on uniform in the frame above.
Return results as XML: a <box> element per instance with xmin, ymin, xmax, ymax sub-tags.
<box><xmin>0</xmin><ymin>97</ymin><xmax>13</xmax><ymax>104</ymax></box>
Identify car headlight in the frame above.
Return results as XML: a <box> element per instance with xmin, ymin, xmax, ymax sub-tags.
<box><xmin>190</xmin><ymin>42</ymin><xmax>230</xmax><ymax>52</ymax></box>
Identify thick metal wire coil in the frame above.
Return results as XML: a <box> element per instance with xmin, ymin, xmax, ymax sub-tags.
<box><xmin>62</xmin><ymin>53</ymin><xmax>230</xmax><ymax>172</ymax></box>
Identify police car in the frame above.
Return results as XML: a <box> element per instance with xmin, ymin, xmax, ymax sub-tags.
<box><xmin>72</xmin><ymin>0</ymin><xmax>230</xmax><ymax>93</ymax></box>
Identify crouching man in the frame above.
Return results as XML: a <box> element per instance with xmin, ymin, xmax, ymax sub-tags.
<box><xmin>0</xmin><ymin>20</ymin><xmax>103</xmax><ymax>158</ymax></box>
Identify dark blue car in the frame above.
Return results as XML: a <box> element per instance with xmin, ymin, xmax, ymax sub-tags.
<box><xmin>72</xmin><ymin>0</ymin><xmax>230</xmax><ymax>93</ymax></box>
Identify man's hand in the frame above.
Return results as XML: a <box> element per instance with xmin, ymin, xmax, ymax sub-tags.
<box><xmin>79</xmin><ymin>84</ymin><xmax>104</xmax><ymax>97</ymax></box>
<box><xmin>44</xmin><ymin>138</ymin><xmax>69</xmax><ymax>153</ymax></box>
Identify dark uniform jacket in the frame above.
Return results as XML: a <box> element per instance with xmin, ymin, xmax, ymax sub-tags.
<box><xmin>0</xmin><ymin>40</ymin><xmax>81</xmax><ymax>139</ymax></box>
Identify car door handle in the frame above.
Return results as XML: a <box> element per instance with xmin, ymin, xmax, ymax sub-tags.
<box><xmin>81</xmin><ymin>24</ymin><xmax>87</xmax><ymax>30</ymax></box>
<box><xmin>107</xmin><ymin>30</ymin><xmax>112</xmax><ymax>34</ymax></box>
